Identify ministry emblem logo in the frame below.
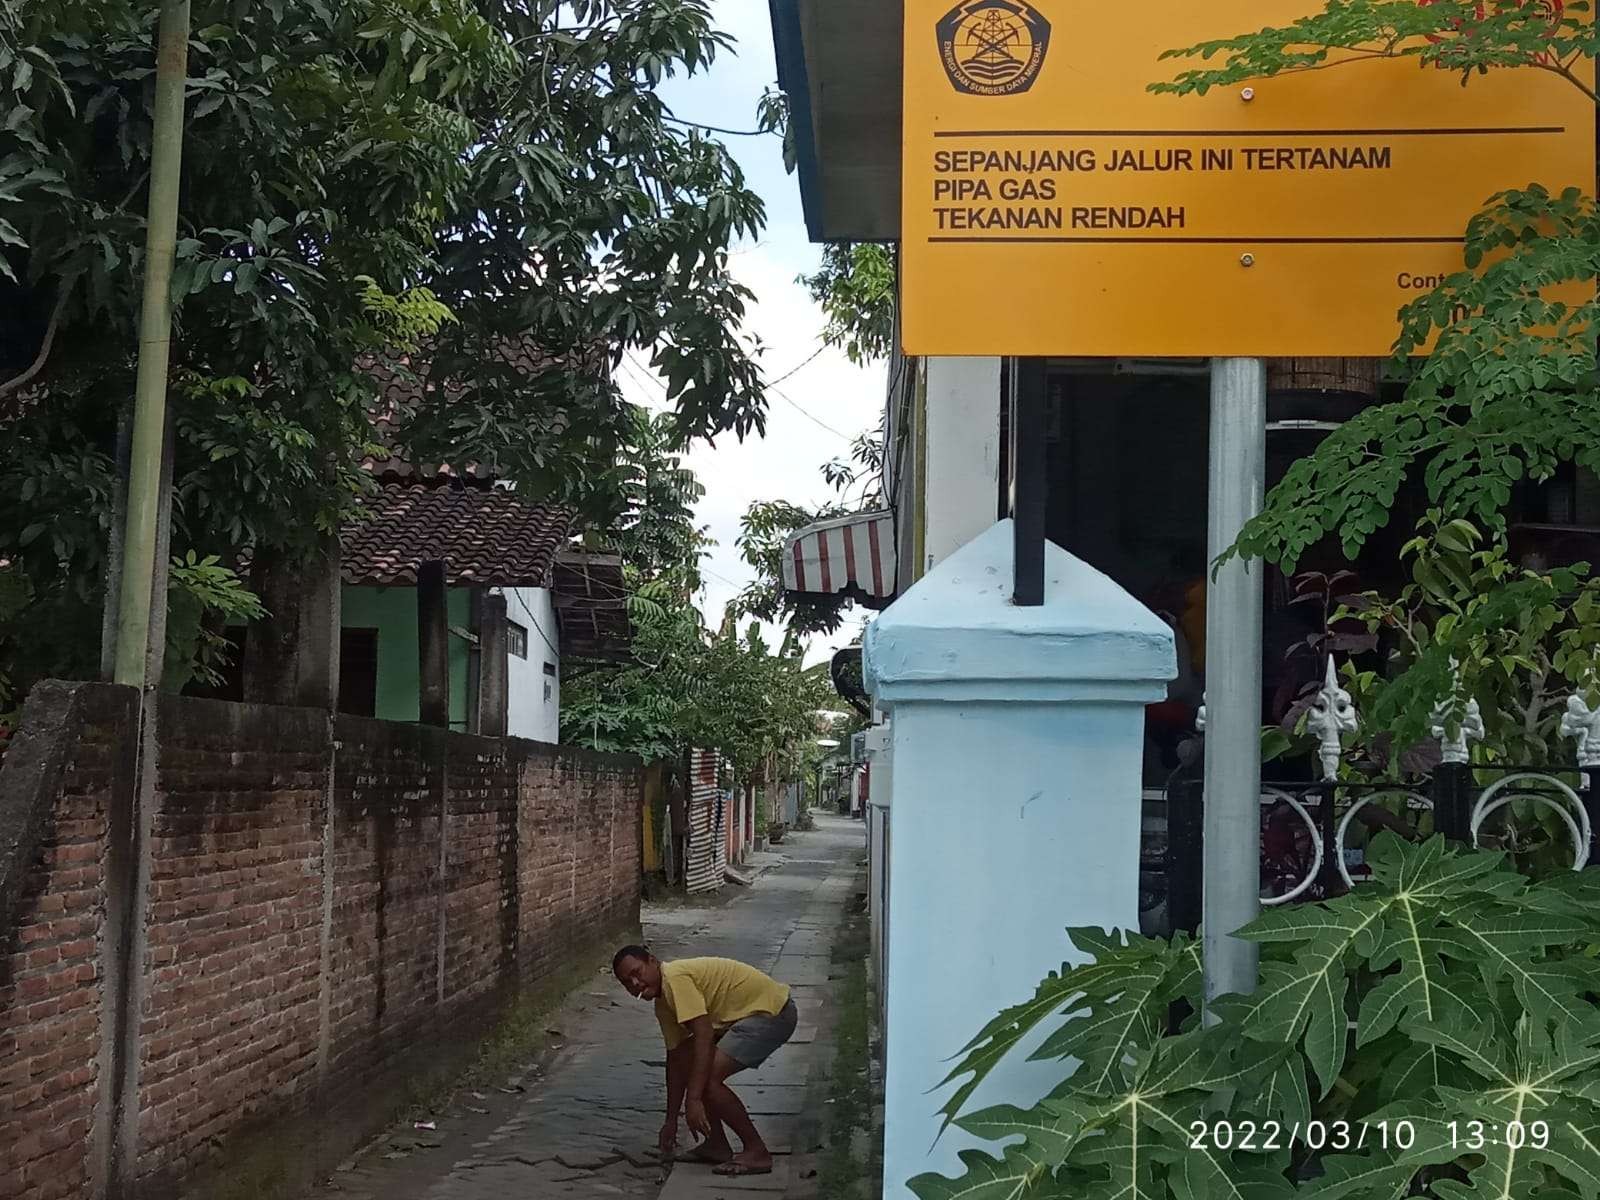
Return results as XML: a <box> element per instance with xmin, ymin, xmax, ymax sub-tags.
<box><xmin>936</xmin><ymin>1</ymin><xmax>1052</xmax><ymax>96</ymax></box>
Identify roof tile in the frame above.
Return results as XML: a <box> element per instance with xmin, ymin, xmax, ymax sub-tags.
<box><xmin>341</xmin><ymin>483</ymin><xmax>572</xmax><ymax>588</ymax></box>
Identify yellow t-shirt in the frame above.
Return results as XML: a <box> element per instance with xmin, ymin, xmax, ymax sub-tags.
<box><xmin>654</xmin><ymin>958</ymin><xmax>791</xmax><ymax>1051</ymax></box>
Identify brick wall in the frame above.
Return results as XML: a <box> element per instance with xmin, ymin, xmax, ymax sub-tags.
<box><xmin>441</xmin><ymin>735</ymin><xmax>516</xmax><ymax>1012</ymax></box>
<box><xmin>0</xmin><ymin>685</ymin><xmax>641</xmax><ymax>1200</ymax></box>
<box><xmin>0</xmin><ymin>685</ymin><xmax>131</xmax><ymax>1200</ymax></box>
<box><xmin>137</xmin><ymin>701</ymin><xmax>330</xmax><ymax>1187</ymax></box>
<box><xmin>327</xmin><ymin>717</ymin><xmax>444</xmax><ymax>1091</ymax></box>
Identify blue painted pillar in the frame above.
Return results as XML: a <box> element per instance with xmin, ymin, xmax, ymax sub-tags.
<box><xmin>863</xmin><ymin>520</ymin><xmax>1174</xmax><ymax>1199</ymax></box>
<box><xmin>864</xmin><ymin>723</ymin><xmax>892</xmax><ymax>1033</ymax></box>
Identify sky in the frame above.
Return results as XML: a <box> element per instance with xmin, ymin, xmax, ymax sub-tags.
<box><xmin>620</xmin><ymin>2</ymin><xmax>884</xmax><ymax>666</ymax></box>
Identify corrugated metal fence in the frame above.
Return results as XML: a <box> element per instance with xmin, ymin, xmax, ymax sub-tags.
<box><xmin>685</xmin><ymin>747</ymin><xmax>727</xmax><ymax>894</ymax></box>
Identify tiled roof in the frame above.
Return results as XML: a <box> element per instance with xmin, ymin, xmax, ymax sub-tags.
<box><xmin>358</xmin><ymin>352</ymin><xmax>494</xmax><ymax>483</ymax></box>
<box><xmin>356</xmin><ymin>338</ymin><xmax>609</xmax><ymax>483</ymax></box>
<box><xmin>341</xmin><ymin>482</ymin><xmax>572</xmax><ymax>588</ymax></box>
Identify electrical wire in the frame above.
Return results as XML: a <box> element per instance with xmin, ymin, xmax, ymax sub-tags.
<box><xmin>627</xmin><ymin>342</ymin><xmax>853</xmax><ymax>444</ymax></box>
<box><xmin>664</xmin><ymin>115</ymin><xmax>772</xmax><ymax>138</ymax></box>
<box><xmin>619</xmin><ymin>355</ymin><xmax>667</xmax><ymax>401</ymax></box>
<box><xmin>623</xmin><ymin>351</ymin><xmax>665</xmax><ymax>390</ymax></box>
<box><xmin>506</xmin><ymin>586</ymin><xmax>564</xmax><ymax>663</ymax></box>
<box><xmin>766</xmin><ymin>341</ymin><xmax>826</xmax><ymax>389</ymax></box>
<box><xmin>770</xmin><ymin>383</ymin><xmax>854</xmax><ymax>441</ymax></box>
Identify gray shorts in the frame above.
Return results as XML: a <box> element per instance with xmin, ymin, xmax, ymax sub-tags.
<box><xmin>717</xmin><ymin>998</ymin><xmax>798</xmax><ymax>1068</ymax></box>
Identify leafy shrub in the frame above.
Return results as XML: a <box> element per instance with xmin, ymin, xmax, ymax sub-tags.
<box><xmin>912</xmin><ymin>834</ymin><xmax>1600</xmax><ymax>1200</ymax></box>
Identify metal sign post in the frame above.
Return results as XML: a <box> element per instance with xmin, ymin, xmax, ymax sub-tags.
<box><xmin>1010</xmin><ymin>357</ymin><xmax>1047</xmax><ymax>607</ymax></box>
<box><xmin>1202</xmin><ymin>358</ymin><xmax>1266</xmax><ymax>1008</ymax></box>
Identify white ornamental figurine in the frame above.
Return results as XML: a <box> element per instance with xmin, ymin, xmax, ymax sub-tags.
<box><xmin>1560</xmin><ymin>692</ymin><xmax>1600</xmax><ymax>769</ymax></box>
<box><xmin>1306</xmin><ymin>657</ymin><xmax>1359</xmax><ymax>783</ymax></box>
<box><xmin>1430</xmin><ymin>663</ymin><xmax>1485</xmax><ymax>766</ymax></box>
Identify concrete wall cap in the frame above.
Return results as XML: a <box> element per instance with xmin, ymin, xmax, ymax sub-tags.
<box><xmin>864</xmin><ymin>520</ymin><xmax>1176</xmax><ymax>701</ymax></box>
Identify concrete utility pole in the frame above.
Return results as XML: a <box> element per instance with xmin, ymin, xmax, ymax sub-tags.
<box><xmin>112</xmin><ymin>0</ymin><xmax>190</xmax><ymax>688</ymax></box>
<box><xmin>1202</xmin><ymin>357</ymin><xmax>1266</xmax><ymax>1010</ymax></box>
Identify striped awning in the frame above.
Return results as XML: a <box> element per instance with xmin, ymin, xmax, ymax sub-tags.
<box><xmin>781</xmin><ymin>510</ymin><xmax>896</xmax><ymax>606</ymax></box>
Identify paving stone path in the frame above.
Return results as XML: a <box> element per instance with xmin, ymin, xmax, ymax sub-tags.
<box><xmin>311</xmin><ymin>814</ymin><xmax>865</xmax><ymax>1200</ymax></box>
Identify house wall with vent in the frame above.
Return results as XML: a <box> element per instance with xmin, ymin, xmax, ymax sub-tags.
<box><xmin>501</xmin><ymin>586</ymin><xmax>561</xmax><ymax>744</ymax></box>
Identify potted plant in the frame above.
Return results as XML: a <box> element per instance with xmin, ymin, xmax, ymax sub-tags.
<box><xmin>767</xmin><ymin>821</ymin><xmax>786</xmax><ymax>845</ymax></box>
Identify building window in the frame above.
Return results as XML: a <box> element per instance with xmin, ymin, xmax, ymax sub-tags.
<box><xmin>543</xmin><ymin>661</ymin><xmax>556</xmax><ymax>702</ymax></box>
<box><xmin>507</xmin><ymin>620</ymin><xmax>529</xmax><ymax>659</ymax></box>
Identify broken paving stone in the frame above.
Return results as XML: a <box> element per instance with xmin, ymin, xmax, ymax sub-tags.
<box><xmin>382</xmin><ymin>1151</ymin><xmax>409</xmax><ymax>1161</ymax></box>
<box><xmin>466</xmin><ymin>1105</ymin><xmax>490</xmax><ymax>1115</ymax></box>
<box><xmin>555</xmin><ymin>1151</ymin><xmax>623</xmax><ymax>1171</ymax></box>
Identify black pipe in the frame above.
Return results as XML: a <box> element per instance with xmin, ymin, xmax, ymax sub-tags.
<box><xmin>1011</xmin><ymin>357</ymin><xmax>1047</xmax><ymax>607</ymax></box>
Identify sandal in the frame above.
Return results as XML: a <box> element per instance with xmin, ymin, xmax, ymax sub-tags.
<box><xmin>713</xmin><ymin>1162</ymin><xmax>774</xmax><ymax>1177</ymax></box>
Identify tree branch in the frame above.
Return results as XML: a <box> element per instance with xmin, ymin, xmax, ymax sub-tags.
<box><xmin>1536</xmin><ymin>57</ymin><xmax>1600</xmax><ymax>104</ymax></box>
<box><xmin>0</xmin><ymin>290</ymin><xmax>68</xmax><ymax>409</ymax></box>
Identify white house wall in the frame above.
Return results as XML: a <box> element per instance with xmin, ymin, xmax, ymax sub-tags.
<box><xmin>922</xmin><ymin>357</ymin><xmax>1002</xmax><ymax>572</ymax></box>
<box><xmin>500</xmin><ymin>586</ymin><xmax>560</xmax><ymax>743</ymax></box>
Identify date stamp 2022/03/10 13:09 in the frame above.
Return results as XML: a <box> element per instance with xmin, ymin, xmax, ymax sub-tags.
<box><xmin>1186</xmin><ymin>1119</ymin><xmax>1555</xmax><ymax>1154</ymax></box>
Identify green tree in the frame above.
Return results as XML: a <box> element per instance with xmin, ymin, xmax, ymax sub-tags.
<box><xmin>1335</xmin><ymin>514</ymin><xmax>1600</xmax><ymax>769</ymax></box>
<box><xmin>560</xmin><ymin>401</ymin><xmax>711</xmax><ymax>757</ymax></box>
<box><xmin>734</xmin><ymin>418</ymin><xmax>886</xmax><ymax>638</ymax></box>
<box><xmin>757</xmin><ymin>82</ymin><xmax>894</xmax><ymax>367</ymax></box>
<box><xmin>561</xmin><ymin>408</ymin><xmax>835</xmax><ymax>777</ymax></box>
<box><xmin>0</xmin><ymin>0</ymin><xmax>773</xmax><ymax>701</ymax></box>
<box><xmin>733</xmin><ymin>499</ymin><xmax>853</xmax><ymax>637</ymax></box>
<box><xmin>1151</xmin><ymin>3</ymin><xmax>1600</xmax><ymax>570</ymax></box>
<box><xmin>606</xmin><ymin>408</ymin><xmax>710</xmax><ymax>592</ymax></box>
<box><xmin>562</xmin><ymin>597</ymin><xmax>834</xmax><ymax>777</ymax></box>
<box><xmin>798</xmin><ymin>243</ymin><xmax>897</xmax><ymax>366</ymax></box>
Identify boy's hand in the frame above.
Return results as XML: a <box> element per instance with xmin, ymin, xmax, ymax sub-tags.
<box><xmin>658</xmin><ymin>1118</ymin><xmax>679</xmax><ymax>1156</ymax></box>
<box><xmin>685</xmin><ymin>1098</ymin><xmax>712</xmax><ymax>1139</ymax></box>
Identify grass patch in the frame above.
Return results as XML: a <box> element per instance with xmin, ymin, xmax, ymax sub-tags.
<box><xmin>641</xmin><ymin>881</ymin><xmax>739</xmax><ymax>912</ymax></box>
<box><xmin>818</xmin><ymin>899</ymin><xmax>878</xmax><ymax>1200</ymax></box>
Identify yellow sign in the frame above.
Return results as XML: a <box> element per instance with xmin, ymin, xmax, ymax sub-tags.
<box><xmin>902</xmin><ymin>0</ymin><xmax>1594</xmax><ymax>357</ymax></box>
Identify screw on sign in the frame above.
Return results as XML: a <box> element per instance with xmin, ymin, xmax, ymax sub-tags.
<box><xmin>1418</xmin><ymin>0</ymin><xmax>1565</xmax><ymax>66</ymax></box>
